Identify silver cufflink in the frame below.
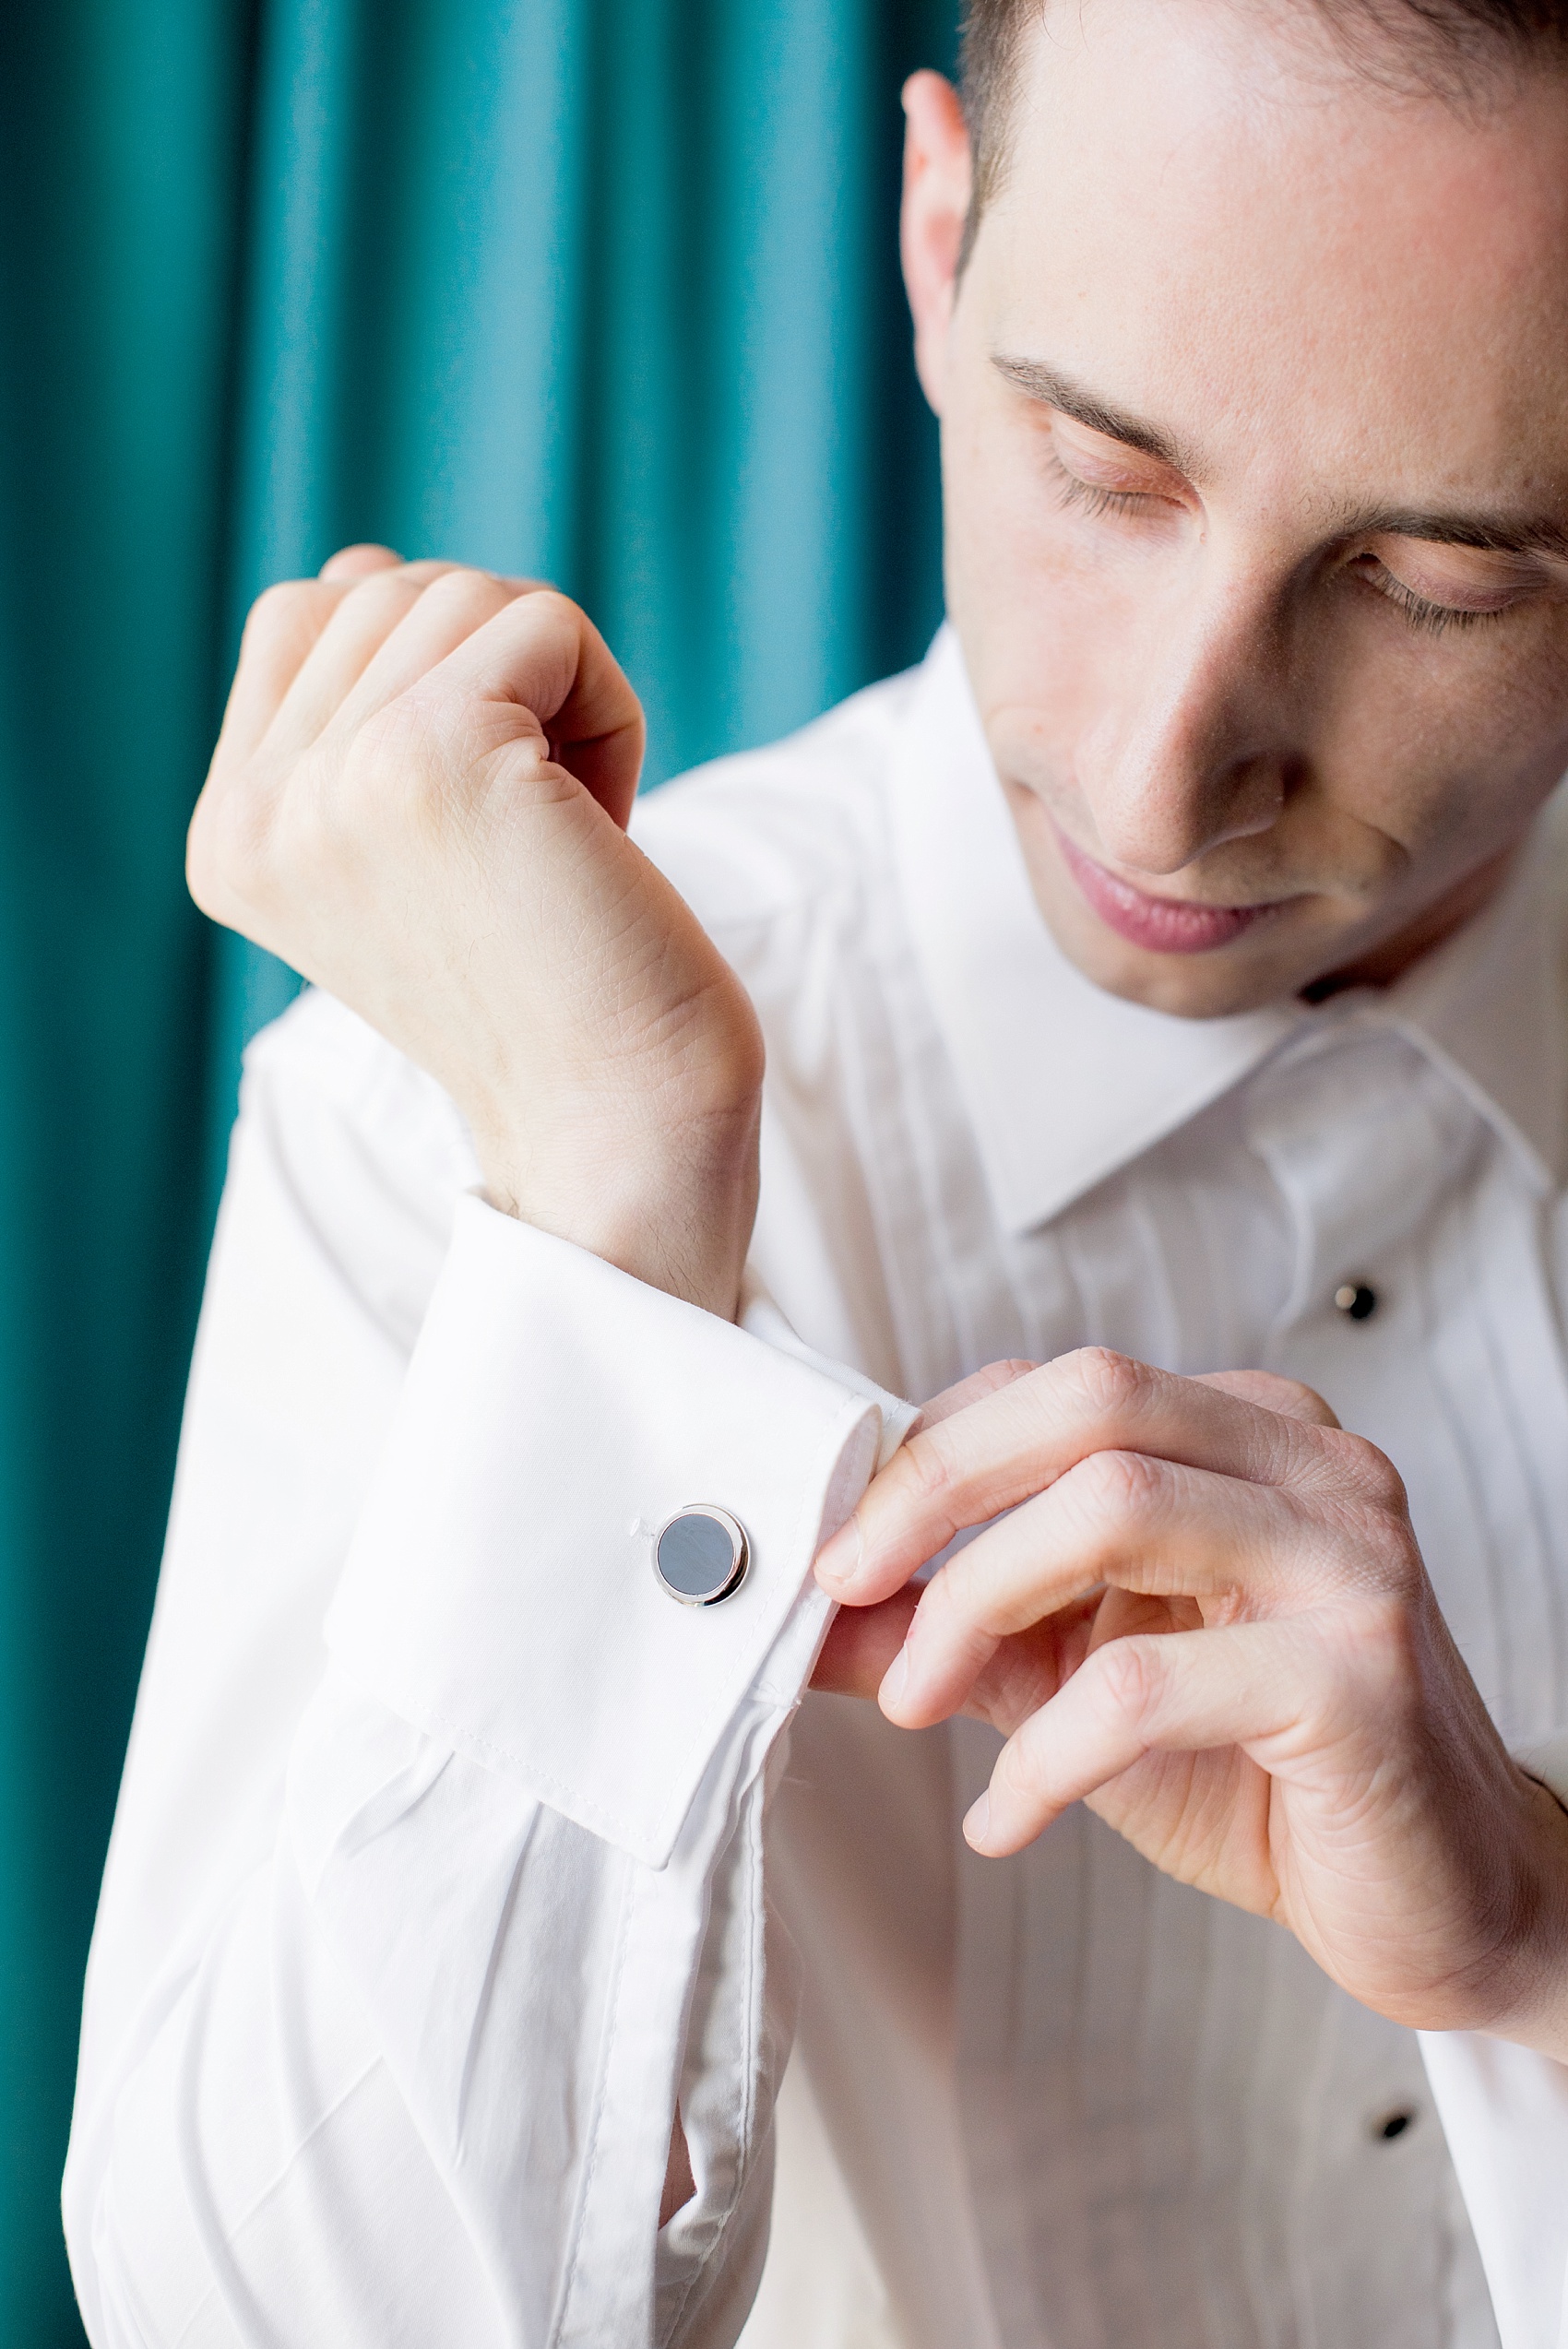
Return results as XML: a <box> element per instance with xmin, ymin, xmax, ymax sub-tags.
<box><xmin>653</xmin><ymin>1505</ymin><xmax>749</xmax><ymax>1606</ymax></box>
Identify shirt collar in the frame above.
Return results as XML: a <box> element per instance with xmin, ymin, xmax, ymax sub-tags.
<box><xmin>887</xmin><ymin>625</ymin><xmax>1568</xmax><ymax>1234</ymax></box>
<box><xmin>1377</xmin><ymin>795</ymin><xmax>1568</xmax><ymax>1194</ymax></box>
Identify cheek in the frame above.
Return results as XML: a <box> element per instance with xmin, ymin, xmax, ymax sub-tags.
<box><xmin>1309</xmin><ymin>614</ymin><xmax>1568</xmax><ymax>860</ymax></box>
<box><xmin>941</xmin><ymin>413</ymin><xmax>1140</xmax><ymax>765</ymax></box>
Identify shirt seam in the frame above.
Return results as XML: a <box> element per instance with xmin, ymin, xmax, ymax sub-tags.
<box><xmin>656</xmin><ymin>1763</ymin><xmax>770</xmax><ymax>2348</ymax></box>
<box><xmin>549</xmin><ymin>1845</ymin><xmax>638</xmax><ymax>2348</ymax></box>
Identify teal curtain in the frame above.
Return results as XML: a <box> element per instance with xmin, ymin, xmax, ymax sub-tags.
<box><xmin>0</xmin><ymin>2</ymin><xmax>954</xmax><ymax>2339</ymax></box>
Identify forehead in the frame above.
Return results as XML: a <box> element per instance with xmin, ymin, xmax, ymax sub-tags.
<box><xmin>980</xmin><ymin>0</ymin><xmax>1568</xmax><ymax>505</ymax></box>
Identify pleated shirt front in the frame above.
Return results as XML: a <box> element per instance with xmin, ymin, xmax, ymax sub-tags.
<box><xmin>664</xmin><ymin>631</ymin><xmax>1568</xmax><ymax>2349</ymax></box>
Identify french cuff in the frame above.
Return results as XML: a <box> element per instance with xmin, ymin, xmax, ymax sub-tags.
<box><xmin>325</xmin><ymin>1195</ymin><xmax>912</xmax><ymax>1870</ymax></box>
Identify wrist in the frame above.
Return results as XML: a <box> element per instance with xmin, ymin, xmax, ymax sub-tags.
<box><xmin>1467</xmin><ymin>1769</ymin><xmax>1568</xmax><ymax>2061</ymax></box>
<box><xmin>473</xmin><ymin>1101</ymin><xmax>762</xmax><ymax>1321</ymax></box>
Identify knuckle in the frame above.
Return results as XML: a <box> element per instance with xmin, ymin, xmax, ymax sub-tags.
<box><xmin>1092</xmin><ymin>1636</ymin><xmax>1159</xmax><ymax>1726</ymax></box>
<box><xmin>1345</xmin><ymin>1435</ymin><xmax>1408</xmax><ymax>1515</ymax></box>
<box><xmin>340</xmin><ymin>704</ymin><xmax>446</xmax><ymax>836</ymax></box>
<box><xmin>1266</xmin><ymin>1373</ymin><xmax>1338</xmax><ymax>1427</ymax></box>
<box><xmin>1336</xmin><ymin>1587</ymin><xmax>1423</xmax><ymax>1706</ymax></box>
<box><xmin>1063</xmin><ymin>1346</ymin><xmax>1155</xmax><ymax>1420</ymax></box>
<box><xmin>1318</xmin><ymin>1473</ymin><xmax>1423</xmax><ymax>1603</ymax></box>
<box><xmin>238</xmin><ymin>575</ymin><xmax>336</xmax><ymax>665</ymax></box>
<box><xmin>972</xmin><ymin>1358</ymin><xmax>1040</xmax><ymax>1406</ymax></box>
<box><xmin>1352</xmin><ymin>1505</ymin><xmax>1422</xmax><ymax>1596</ymax></box>
<box><xmin>1070</xmin><ymin>1445</ymin><xmax>1164</xmax><ymax>1528</ymax></box>
<box><xmin>900</xmin><ymin>1426</ymin><xmax>961</xmax><ymax>1511</ymax></box>
<box><xmin>241</xmin><ymin>577</ymin><xmax>306</xmax><ymax>642</ymax></box>
<box><xmin>920</xmin><ymin>1559</ymin><xmax>970</xmax><ymax>1640</ymax></box>
<box><xmin>339</xmin><ymin>564</ymin><xmax>424</xmax><ymax>616</ymax></box>
<box><xmin>518</xmin><ymin>585</ymin><xmax>577</xmax><ymax>629</ymax></box>
<box><xmin>993</xmin><ymin>1731</ymin><xmax>1048</xmax><ymax>1807</ymax></box>
<box><xmin>416</xmin><ymin>564</ymin><xmax>505</xmax><ymax>618</ymax></box>
<box><xmin>915</xmin><ymin>1358</ymin><xmax>1040</xmax><ymax>1432</ymax></box>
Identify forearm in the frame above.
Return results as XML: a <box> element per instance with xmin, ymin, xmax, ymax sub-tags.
<box><xmin>65</xmin><ymin>1017</ymin><xmax>909</xmax><ymax>2344</ymax></box>
<box><xmin>69</xmin><ymin>1658</ymin><xmax>796</xmax><ymax>2349</ymax></box>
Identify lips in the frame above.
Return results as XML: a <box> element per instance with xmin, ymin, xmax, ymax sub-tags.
<box><xmin>1055</xmin><ymin>827</ymin><xmax>1283</xmax><ymax>955</ymax></box>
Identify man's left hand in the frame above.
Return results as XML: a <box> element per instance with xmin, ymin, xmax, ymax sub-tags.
<box><xmin>813</xmin><ymin>1348</ymin><xmax>1568</xmax><ymax>2057</ymax></box>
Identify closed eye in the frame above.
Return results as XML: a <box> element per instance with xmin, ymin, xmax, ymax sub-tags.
<box><xmin>1348</xmin><ymin>553</ymin><xmax>1509</xmax><ymax>636</ymax></box>
<box><xmin>1049</xmin><ymin>453</ymin><xmax>1175</xmax><ymax>524</ymax></box>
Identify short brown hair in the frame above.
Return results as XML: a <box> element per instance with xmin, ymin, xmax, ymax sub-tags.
<box><xmin>957</xmin><ymin>0</ymin><xmax>1568</xmax><ymax>259</ymax></box>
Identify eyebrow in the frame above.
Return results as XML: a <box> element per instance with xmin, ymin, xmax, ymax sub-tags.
<box><xmin>992</xmin><ymin>352</ymin><xmax>1568</xmax><ymax>565</ymax></box>
<box><xmin>1349</xmin><ymin>508</ymin><xmax>1568</xmax><ymax>564</ymax></box>
<box><xmin>992</xmin><ymin>355</ymin><xmax>1195</xmax><ymax>473</ymax></box>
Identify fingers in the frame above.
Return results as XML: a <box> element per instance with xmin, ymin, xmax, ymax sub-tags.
<box><xmin>810</xmin><ymin>1587</ymin><xmax>919</xmax><ymax>1699</ymax></box>
<box><xmin>810</xmin><ymin>1572</ymin><xmax>1100</xmax><ymax>1735</ymax></box>
<box><xmin>213</xmin><ymin>577</ymin><xmax>353</xmax><ymax>770</ymax></box>
<box><xmin>891</xmin><ymin>1430</ymin><xmax>1415</xmax><ymax>1730</ymax></box>
<box><xmin>319</xmin><ymin>542</ymin><xmax>405</xmax><ymax>581</ymax></box>
<box><xmin>913</xmin><ymin>1358</ymin><xmax>1039</xmax><ymax>1433</ymax></box>
<box><xmin>1196</xmin><ymin>1368</ymin><xmax>1340</xmax><ymax>1429</ymax></box>
<box><xmin>268</xmin><ymin>563</ymin><xmax>518</xmax><ymax>755</ymax></box>
<box><xmin>409</xmin><ymin>588</ymin><xmax>646</xmax><ymax>829</ymax></box>
<box><xmin>965</xmin><ymin>1618</ymin><xmax>1326</xmax><ymax>1855</ymax></box>
<box><xmin>223</xmin><ymin>553</ymin><xmax>549</xmax><ymax>768</ymax></box>
<box><xmin>817</xmin><ymin>1348</ymin><xmax>1336</xmax><ymax>1608</ymax></box>
<box><xmin>212</xmin><ymin>552</ymin><xmax>435</xmax><ymax>771</ymax></box>
<box><xmin>882</xmin><ymin>1459</ymin><xmax>1342</xmax><ymax>1728</ymax></box>
<box><xmin>807</xmin><ymin>1366</ymin><xmax>1049</xmax><ymax>1708</ymax></box>
<box><xmin>216</xmin><ymin>562</ymin><xmax>644</xmax><ymax>836</ymax></box>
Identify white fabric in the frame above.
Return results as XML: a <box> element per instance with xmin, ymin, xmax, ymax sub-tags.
<box><xmin>65</xmin><ymin>625</ymin><xmax>1568</xmax><ymax>2348</ymax></box>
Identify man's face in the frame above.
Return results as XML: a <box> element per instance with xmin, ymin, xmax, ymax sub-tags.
<box><xmin>904</xmin><ymin>2</ymin><xmax>1568</xmax><ymax>1014</ymax></box>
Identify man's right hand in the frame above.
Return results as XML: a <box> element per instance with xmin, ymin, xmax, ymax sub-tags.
<box><xmin>188</xmin><ymin>547</ymin><xmax>765</xmax><ymax>1319</ymax></box>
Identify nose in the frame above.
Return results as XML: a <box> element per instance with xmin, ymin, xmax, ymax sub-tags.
<box><xmin>1075</xmin><ymin>579</ymin><xmax>1295</xmax><ymax>877</ymax></box>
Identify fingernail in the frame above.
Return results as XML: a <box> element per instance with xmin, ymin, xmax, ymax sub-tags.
<box><xmin>879</xmin><ymin>1643</ymin><xmax>909</xmax><ymax>1713</ymax></box>
<box><xmin>815</xmin><ymin>1514</ymin><xmax>861</xmax><ymax>1593</ymax></box>
<box><xmin>963</xmin><ymin>1792</ymin><xmax>992</xmax><ymax>1850</ymax></box>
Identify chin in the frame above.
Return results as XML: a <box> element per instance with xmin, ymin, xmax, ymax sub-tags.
<box><xmin>1065</xmin><ymin>931</ymin><xmax>1292</xmax><ymax>1017</ymax></box>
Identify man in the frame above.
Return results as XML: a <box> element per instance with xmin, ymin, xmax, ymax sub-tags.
<box><xmin>61</xmin><ymin>1</ymin><xmax>1568</xmax><ymax>2343</ymax></box>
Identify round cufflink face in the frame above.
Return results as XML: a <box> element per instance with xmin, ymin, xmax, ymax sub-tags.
<box><xmin>654</xmin><ymin>1506</ymin><xmax>749</xmax><ymax>1607</ymax></box>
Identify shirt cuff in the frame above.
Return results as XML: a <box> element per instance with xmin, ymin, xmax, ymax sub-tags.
<box><xmin>1418</xmin><ymin>2029</ymin><xmax>1568</xmax><ymax>2349</ymax></box>
<box><xmin>1516</xmin><ymin>1732</ymin><xmax>1568</xmax><ymax>1811</ymax></box>
<box><xmin>325</xmin><ymin>1195</ymin><xmax>911</xmax><ymax>1869</ymax></box>
<box><xmin>1412</xmin><ymin>1731</ymin><xmax>1568</xmax><ymax>2349</ymax></box>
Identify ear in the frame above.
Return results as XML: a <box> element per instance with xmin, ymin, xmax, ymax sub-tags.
<box><xmin>900</xmin><ymin>71</ymin><xmax>974</xmax><ymax>421</ymax></box>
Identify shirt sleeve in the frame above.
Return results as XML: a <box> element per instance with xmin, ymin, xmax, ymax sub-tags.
<box><xmin>62</xmin><ymin>998</ymin><xmax>913</xmax><ymax>2349</ymax></box>
<box><xmin>1418</xmin><ymin>2030</ymin><xmax>1568</xmax><ymax>2349</ymax></box>
<box><xmin>1419</xmin><ymin>1732</ymin><xmax>1568</xmax><ymax>2349</ymax></box>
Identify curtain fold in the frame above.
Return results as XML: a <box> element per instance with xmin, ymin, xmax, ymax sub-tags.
<box><xmin>0</xmin><ymin>1</ymin><xmax>954</xmax><ymax>2337</ymax></box>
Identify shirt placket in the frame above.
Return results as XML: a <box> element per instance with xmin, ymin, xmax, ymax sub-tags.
<box><xmin>1244</xmin><ymin>1018</ymin><xmax>1568</xmax><ymax>1744</ymax></box>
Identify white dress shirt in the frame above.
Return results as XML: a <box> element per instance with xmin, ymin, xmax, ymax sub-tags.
<box><xmin>65</xmin><ymin>628</ymin><xmax>1568</xmax><ymax>2349</ymax></box>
